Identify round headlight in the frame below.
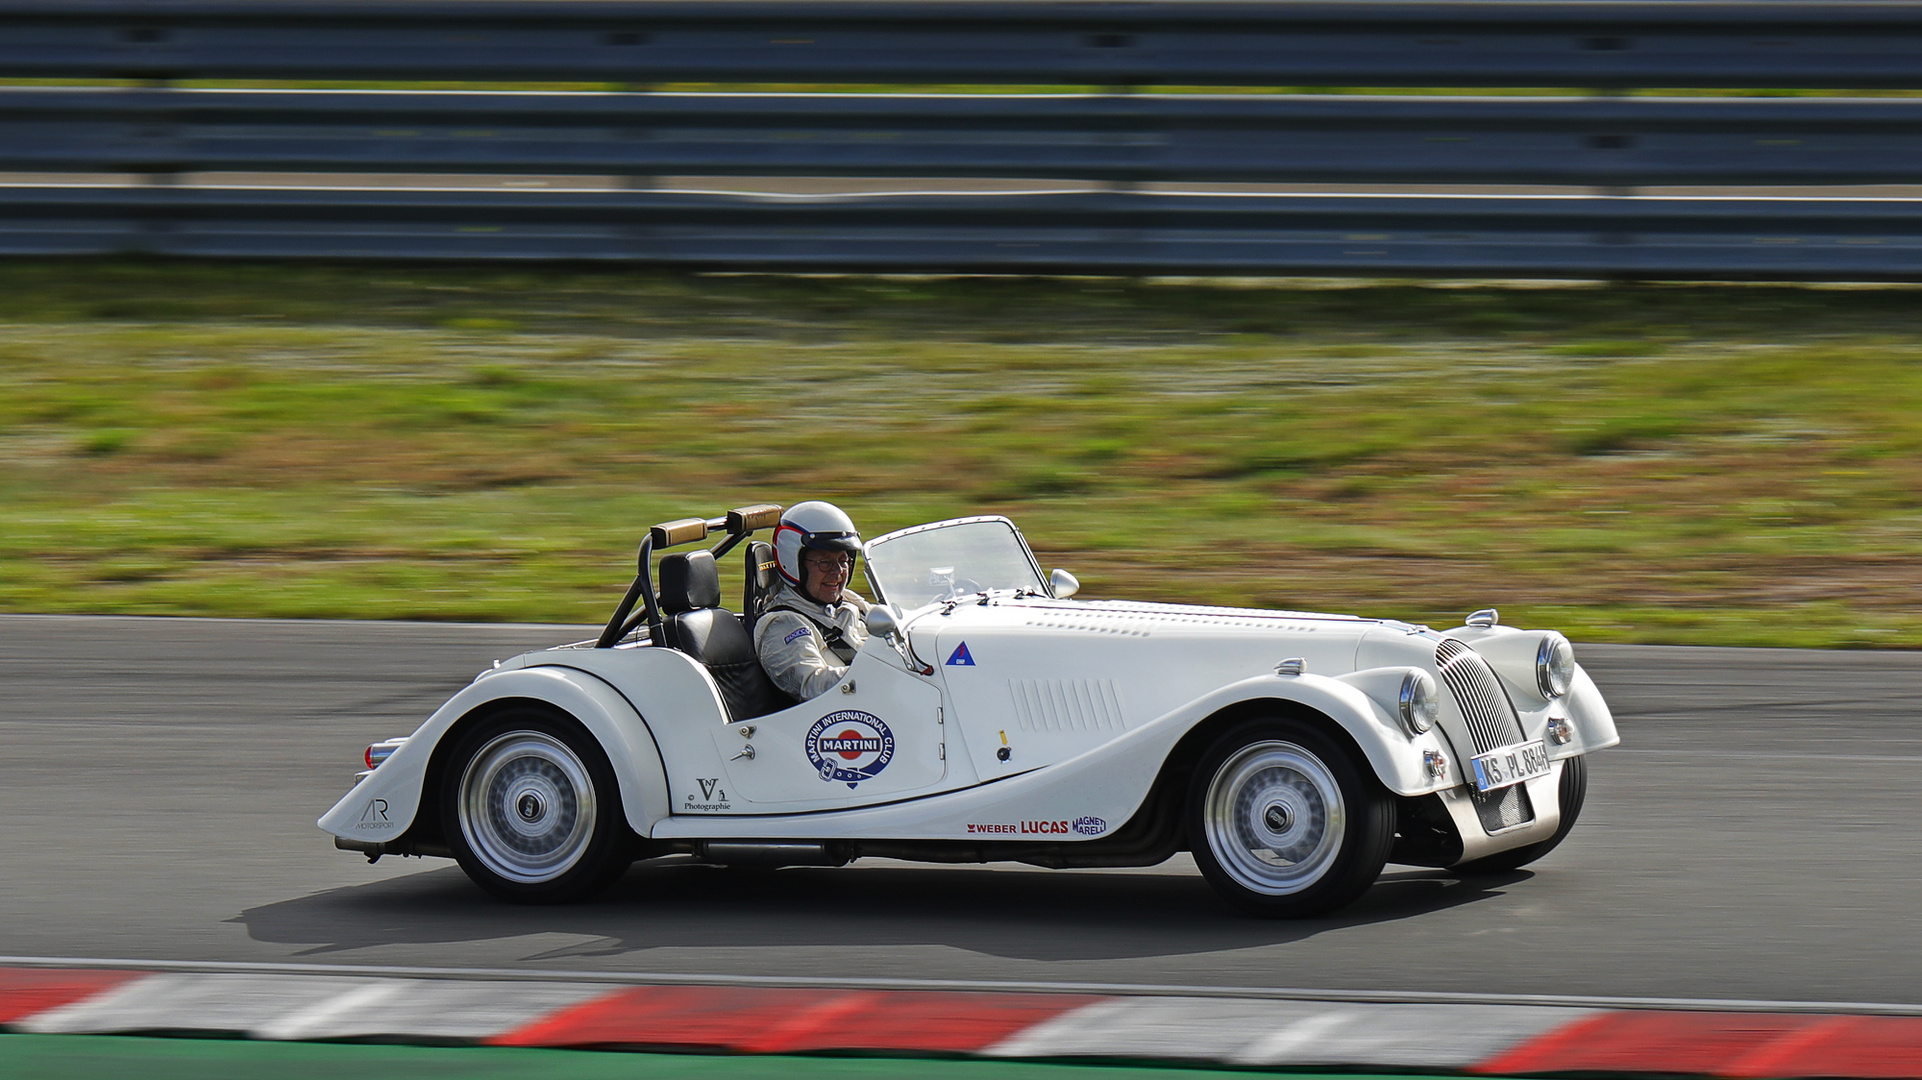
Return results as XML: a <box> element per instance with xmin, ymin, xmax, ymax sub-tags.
<box><xmin>1399</xmin><ymin>669</ymin><xmax>1439</xmax><ymax>736</ymax></box>
<box><xmin>1537</xmin><ymin>633</ymin><xmax>1575</xmax><ymax>698</ymax></box>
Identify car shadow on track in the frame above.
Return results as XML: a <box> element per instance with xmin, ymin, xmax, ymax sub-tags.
<box><xmin>233</xmin><ymin>860</ymin><xmax>1529</xmax><ymax>963</ymax></box>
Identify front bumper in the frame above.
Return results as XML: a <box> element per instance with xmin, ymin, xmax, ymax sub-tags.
<box><xmin>1437</xmin><ymin>760</ymin><xmax>1566</xmax><ymax>865</ymax></box>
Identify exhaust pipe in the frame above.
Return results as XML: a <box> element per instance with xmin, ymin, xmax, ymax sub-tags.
<box><xmin>333</xmin><ymin>835</ymin><xmax>450</xmax><ymax>863</ymax></box>
<box><xmin>697</xmin><ymin>841</ymin><xmax>849</xmax><ymax>868</ymax></box>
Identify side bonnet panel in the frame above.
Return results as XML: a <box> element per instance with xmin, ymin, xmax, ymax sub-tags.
<box><xmin>929</xmin><ymin>607</ymin><xmax>1367</xmax><ymax>784</ymax></box>
<box><xmin>317</xmin><ymin>665</ymin><xmax>673</xmax><ymax>842</ymax></box>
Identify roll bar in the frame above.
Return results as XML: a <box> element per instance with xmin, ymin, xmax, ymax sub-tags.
<box><xmin>594</xmin><ymin>503</ymin><xmax>781</xmax><ymax>649</ymax></box>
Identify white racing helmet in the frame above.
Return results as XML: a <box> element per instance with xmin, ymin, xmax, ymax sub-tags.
<box><xmin>773</xmin><ymin>500</ymin><xmax>862</xmax><ymax>589</ymax></box>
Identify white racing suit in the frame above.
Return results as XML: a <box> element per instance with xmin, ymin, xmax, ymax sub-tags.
<box><xmin>753</xmin><ymin>580</ymin><xmax>871</xmax><ymax>702</ymax></box>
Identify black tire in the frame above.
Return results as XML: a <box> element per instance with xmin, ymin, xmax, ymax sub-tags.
<box><xmin>440</xmin><ymin>706</ymin><xmax>631</xmax><ymax>904</ymax></box>
<box><xmin>1187</xmin><ymin>717</ymin><xmax>1396</xmax><ymax>918</ymax></box>
<box><xmin>1453</xmin><ymin>754</ymin><xmax>1588</xmax><ymax>876</ymax></box>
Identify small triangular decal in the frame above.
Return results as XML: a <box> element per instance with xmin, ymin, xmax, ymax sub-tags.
<box><xmin>946</xmin><ymin>642</ymin><xmax>975</xmax><ymax>666</ymax></box>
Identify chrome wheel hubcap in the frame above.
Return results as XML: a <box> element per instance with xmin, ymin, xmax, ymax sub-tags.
<box><xmin>458</xmin><ymin>731</ymin><xmax>596</xmax><ymax>885</ymax></box>
<box><xmin>1205</xmin><ymin>740</ymin><xmax>1345</xmax><ymax>896</ymax></box>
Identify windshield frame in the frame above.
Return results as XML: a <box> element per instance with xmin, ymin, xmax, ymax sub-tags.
<box><xmin>862</xmin><ymin>515</ymin><xmax>1051</xmax><ymax>610</ymax></box>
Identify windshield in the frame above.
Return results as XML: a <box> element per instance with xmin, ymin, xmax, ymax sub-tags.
<box><xmin>864</xmin><ymin>517</ymin><xmax>1047</xmax><ymax>610</ymax></box>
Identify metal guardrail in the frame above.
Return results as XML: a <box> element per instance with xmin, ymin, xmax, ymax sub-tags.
<box><xmin>6</xmin><ymin>1</ymin><xmax>1922</xmax><ymax>88</ymax></box>
<box><xmin>7</xmin><ymin>88</ymin><xmax>1922</xmax><ymax>187</ymax></box>
<box><xmin>5</xmin><ymin>2</ymin><xmax>1922</xmax><ymax>277</ymax></box>
<box><xmin>6</xmin><ymin>186</ymin><xmax>1919</xmax><ymax>279</ymax></box>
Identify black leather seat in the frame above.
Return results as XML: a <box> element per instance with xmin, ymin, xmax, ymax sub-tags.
<box><xmin>743</xmin><ymin>540</ymin><xmax>776</xmax><ymax>633</ymax></box>
<box><xmin>658</xmin><ymin>550</ymin><xmax>796</xmax><ymax>722</ymax></box>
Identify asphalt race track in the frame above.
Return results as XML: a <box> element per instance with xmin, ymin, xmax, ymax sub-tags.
<box><xmin>3</xmin><ymin>614</ymin><xmax>1919</xmax><ymax>1006</ymax></box>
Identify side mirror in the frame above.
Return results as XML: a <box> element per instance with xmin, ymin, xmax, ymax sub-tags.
<box><xmin>865</xmin><ymin>605</ymin><xmax>901</xmax><ymax>638</ymax></box>
<box><xmin>1049</xmin><ymin>568</ymin><xmax>1080</xmax><ymax>599</ymax></box>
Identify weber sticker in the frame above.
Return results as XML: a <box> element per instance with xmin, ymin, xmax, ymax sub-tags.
<box><xmin>965</xmin><ymin>820</ymin><xmax>1105</xmax><ymax>836</ymax></box>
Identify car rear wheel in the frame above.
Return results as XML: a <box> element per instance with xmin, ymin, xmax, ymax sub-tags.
<box><xmin>442</xmin><ymin>708</ymin><xmax>630</xmax><ymax>903</ymax></box>
<box><xmin>1187</xmin><ymin>717</ymin><xmax>1395</xmax><ymax>918</ymax></box>
<box><xmin>1453</xmin><ymin>754</ymin><xmax>1587</xmax><ymax>875</ymax></box>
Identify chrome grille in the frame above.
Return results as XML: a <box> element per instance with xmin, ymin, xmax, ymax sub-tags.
<box><xmin>1435</xmin><ymin>638</ymin><xmax>1525</xmax><ymax>755</ymax></box>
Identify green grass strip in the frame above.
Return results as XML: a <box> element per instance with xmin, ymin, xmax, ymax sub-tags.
<box><xmin>7</xmin><ymin>259</ymin><xmax>1922</xmax><ymax>646</ymax></box>
<box><xmin>0</xmin><ymin>1034</ymin><xmax>1466</xmax><ymax>1080</ymax></box>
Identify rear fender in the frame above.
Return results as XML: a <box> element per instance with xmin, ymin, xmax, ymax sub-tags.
<box><xmin>317</xmin><ymin>666</ymin><xmax>670</xmax><ymax>842</ymax></box>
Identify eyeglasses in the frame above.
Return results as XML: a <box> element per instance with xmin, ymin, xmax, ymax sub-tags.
<box><xmin>802</xmin><ymin>553</ymin><xmax>854</xmax><ymax>571</ymax></box>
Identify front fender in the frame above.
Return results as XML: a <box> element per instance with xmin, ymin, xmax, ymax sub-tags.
<box><xmin>317</xmin><ymin>666</ymin><xmax>671</xmax><ymax>843</ymax></box>
<box><xmin>1205</xmin><ymin>672</ymin><xmax>1447</xmax><ymax>796</ymax></box>
<box><xmin>1562</xmin><ymin>663</ymin><xmax>1619</xmax><ymax>755</ymax></box>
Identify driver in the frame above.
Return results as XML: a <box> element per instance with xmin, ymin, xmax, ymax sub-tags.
<box><xmin>755</xmin><ymin>501</ymin><xmax>871</xmax><ymax>702</ymax></box>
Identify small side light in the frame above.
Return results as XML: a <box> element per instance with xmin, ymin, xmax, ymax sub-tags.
<box><xmin>1466</xmin><ymin>608</ymin><xmax>1499</xmax><ymax>628</ymax></box>
<box><xmin>364</xmin><ymin>737</ymin><xmax>406</xmax><ymax>769</ymax></box>
<box><xmin>1275</xmin><ymin>657</ymin><xmax>1306</xmax><ymax>676</ymax></box>
<box><xmin>1423</xmin><ymin>749</ymin><xmax>1448</xmax><ymax>780</ymax></box>
<box><xmin>1548</xmin><ymin>716</ymin><xmax>1574</xmax><ymax>746</ymax></box>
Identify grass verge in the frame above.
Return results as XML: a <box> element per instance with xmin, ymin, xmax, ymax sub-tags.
<box><xmin>3</xmin><ymin>260</ymin><xmax>1921</xmax><ymax>647</ymax></box>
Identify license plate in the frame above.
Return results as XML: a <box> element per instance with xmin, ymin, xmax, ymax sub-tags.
<box><xmin>1470</xmin><ymin>740</ymin><xmax>1552</xmax><ymax>793</ymax></box>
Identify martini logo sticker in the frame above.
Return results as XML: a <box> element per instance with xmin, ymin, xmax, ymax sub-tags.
<box><xmin>805</xmin><ymin>710</ymin><xmax>896</xmax><ymax>789</ymax></box>
<box><xmin>946</xmin><ymin>642</ymin><xmax>975</xmax><ymax>667</ymax></box>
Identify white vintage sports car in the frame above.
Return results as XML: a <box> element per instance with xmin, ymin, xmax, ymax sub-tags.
<box><xmin>321</xmin><ymin>505</ymin><xmax>1618</xmax><ymax>917</ymax></box>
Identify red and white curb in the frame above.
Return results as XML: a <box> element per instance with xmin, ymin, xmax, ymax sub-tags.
<box><xmin>6</xmin><ymin>966</ymin><xmax>1922</xmax><ymax>1076</ymax></box>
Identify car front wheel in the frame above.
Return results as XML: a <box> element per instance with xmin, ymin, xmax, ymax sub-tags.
<box><xmin>441</xmin><ymin>708</ymin><xmax>630</xmax><ymax>903</ymax></box>
<box><xmin>1187</xmin><ymin>717</ymin><xmax>1395</xmax><ymax>918</ymax></box>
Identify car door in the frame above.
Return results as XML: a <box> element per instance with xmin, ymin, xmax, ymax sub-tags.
<box><xmin>706</xmin><ymin>648</ymin><xmax>945</xmax><ymax>811</ymax></box>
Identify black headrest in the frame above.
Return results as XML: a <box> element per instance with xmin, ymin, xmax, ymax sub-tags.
<box><xmin>747</xmin><ymin>541</ymin><xmax>776</xmax><ymax>591</ymax></box>
<box><xmin>658</xmin><ymin>550</ymin><xmax>722</xmax><ymax>614</ymax></box>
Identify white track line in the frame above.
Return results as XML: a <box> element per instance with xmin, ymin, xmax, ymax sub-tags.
<box><xmin>987</xmin><ymin>999</ymin><xmax>1595</xmax><ymax>1069</ymax></box>
<box><xmin>4</xmin><ymin>955</ymin><xmax>1920</xmax><ymax>1016</ymax></box>
<box><xmin>252</xmin><ymin>979</ymin><xmax>610</xmax><ymax>1042</ymax></box>
<box><xmin>17</xmin><ymin>974</ymin><xmax>375</xmax><ymax>1035</ymax></box>
<box><xmin>15</xmin><ymin>972</ymin><xmax>618</xmax><ymax>1041</ymax></box>
<box><xmin>252</xmin><ymin>981</ymin><xmax>408</xmax><ymax>1041</ymax></box>
<box><xmin>1236</xmin><ymin>1008</ymin><xmax>1364</xmax><ymax>1063</ymax></box>
<box><xmin>1233</xmin><ymin>1003</ymin><xmax>1600</xmax><ymax>1067</ymax></box>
